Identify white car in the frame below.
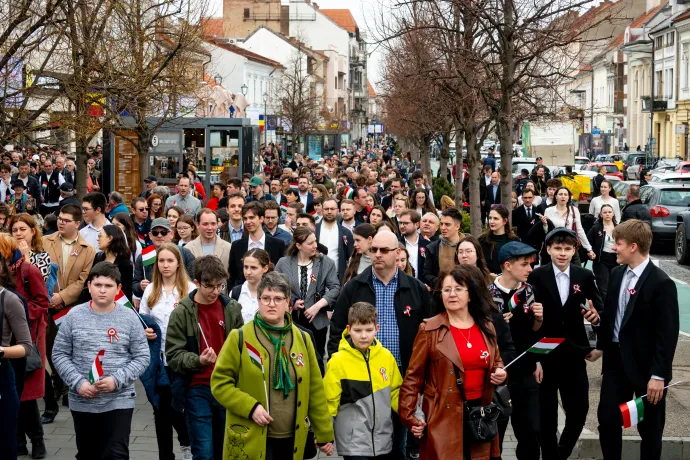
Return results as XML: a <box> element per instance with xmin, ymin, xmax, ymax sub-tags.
<box><xmin>651</xmin><ymin>173</ymin><xmax>690</xmax><ymax>184</ymax></box>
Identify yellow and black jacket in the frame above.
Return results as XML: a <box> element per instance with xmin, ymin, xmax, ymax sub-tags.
<box><xmin>324</xmin><ymin>331</ymin><xmax>402</xmax><ymax>457</ymax></box>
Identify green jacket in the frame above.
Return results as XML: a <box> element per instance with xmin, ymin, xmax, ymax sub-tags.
<box><xmin>165</xmin><ymin>290</ymin><xmax>243</xmax><ymax>411</ymax></box>
<box><xmin>211</xmin><ymin>321</ymin><xmax>334</xmax><ymax>460</ymax></box>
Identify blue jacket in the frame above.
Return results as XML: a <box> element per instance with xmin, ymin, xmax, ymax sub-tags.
<box><xmin>108</xmin><ymin>203</ymin><xmax>129</xmax><ymax>219</ymax></box>
<box><xmin>139</xmin><ymin>314</ymin><xmax>169</xmax><ymax>409</ymax></box>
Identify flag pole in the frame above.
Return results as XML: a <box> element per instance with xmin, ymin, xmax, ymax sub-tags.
<box><xmin>263</xmin><ymin>379</ymin><xmax>270</xmax><ymax>414</ymax></box>
<box><xmin>198</xmin><ymin>322</ymin><xmax>210</xmax><ymax>349</ymax></box>
<box><xmin>637</xmin><ymin>381</ymin><xmax>684</xmax><ymax>400</ymax></box>
<box><xmin>503</xmin><ymin>350</ymin><xmax>528</xmax><ymax>370</ymax></box>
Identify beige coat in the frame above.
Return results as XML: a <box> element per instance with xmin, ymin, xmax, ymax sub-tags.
<box><xmin>184</xmin><ymin>235</ymin><xmax>231</xmax><ymax>271</ymax></box>
<box><xmin>43</xmin><ymin>233</ymin><xmax>96</xmax><ymax>307</ymax></box>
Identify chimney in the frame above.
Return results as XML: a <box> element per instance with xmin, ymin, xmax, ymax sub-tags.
<box><xmin>313</xmin><ymin>2</ymin><xmax>319</xmax><ymax>8</ymax></box>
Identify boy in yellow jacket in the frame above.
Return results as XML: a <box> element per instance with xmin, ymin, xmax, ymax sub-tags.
<box><xmin>324</xmin><ymin>302</ymin><xmax>403</xmax><ymax>459</ymax></box>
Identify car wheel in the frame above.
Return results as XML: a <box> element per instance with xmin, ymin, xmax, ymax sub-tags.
<box><xmin>676</xmin><ymin>225</ymin><xmax>690</xmax><ymax>265</ymax></box>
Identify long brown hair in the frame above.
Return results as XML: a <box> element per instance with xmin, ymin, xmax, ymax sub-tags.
<box><xmin>397</xmin><ymin>242</ymin><xmax>414</xmax><ymax>276</ymax></box>
<box><xmin>111</xmin><ymin>213</ymin><xmax>138</xmax><ymax>262</ymax></box>
<box><xmin>455</xmin><ymin>235</ymin><xmax>491</xmax><ymax>283</ymax></box>
<box><xmin>285</xmin><ymin>227</ymin><xmax>315</xmax><ymax>258</ymax></box>
<box><xmin>409</xmin><ymin>188</ymin><xmax>436</xmax><ymax>216</ymax></box>
<box><xmin>176</xmin><ymin>214</ymin><xmax>199</xmax><ymax>242</ymax></box>
<box><xmin>147</xmin><ymin>193</ymin><xmax>164</xmax><ymax>219</ymax></box>
<box><xmin>8</xmin><ymin>213</ymin><xmax>43</xmax><ymax>253</ymax></box>
<box><xmin>479</xmin><ymin>205</ymin><xmax>517</xmax><ymax>256</ymax></box>
<box><xmin>146</xmin><ymin>243</ymin><xmax>191</xmax><ymax>309</ymax></box>
<box><xmin>342</xmin><ymin>223</ymin><xmax>377</xmax><ymax>284</ymax></box>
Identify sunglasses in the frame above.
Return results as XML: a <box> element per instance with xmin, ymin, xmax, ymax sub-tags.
<box><xmin>151</xmin><ymin>229</ymin><xmax>170</xmax><ymax>237</ymax></box>
<box><xmin>371</xmin><ymin>246</ymin><xmax>398</xmax><ymax>255</ymax></box>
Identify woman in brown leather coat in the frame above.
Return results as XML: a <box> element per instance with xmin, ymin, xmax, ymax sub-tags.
<box><xmin>399</xmin><ymin>265</ymin><xmax>507</xmax><ymax>460</ymax></box>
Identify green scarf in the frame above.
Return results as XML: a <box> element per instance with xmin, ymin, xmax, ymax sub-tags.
<box><xmin>254</xmin><ymin>312</ymin><xmax>295</xmax><ymax>399</ymax></box>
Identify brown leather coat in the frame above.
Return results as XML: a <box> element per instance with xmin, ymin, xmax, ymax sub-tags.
<box><xmin>399</xmin><ymin>313</ymin><xmax>503</xmax><ymax>460</ymax></box>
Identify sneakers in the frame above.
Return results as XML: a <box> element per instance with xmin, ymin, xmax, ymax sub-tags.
<box><xmin>181</xmin><ymin>446</ymin><xmax>192</xmax><ymax>460</ymax></box>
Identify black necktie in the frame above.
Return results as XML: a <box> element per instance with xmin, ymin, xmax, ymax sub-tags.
<box><xmin>527</xmin><ymin>208</ymin><xmax>531</xmax><ymax>220</ymax></box>
<box><xmin>300</xmin><ymin>265</ymin><xmax>308</xmax><ymax>300</ymax></box>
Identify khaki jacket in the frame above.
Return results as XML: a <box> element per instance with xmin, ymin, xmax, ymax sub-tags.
<box><xmin>184</xmin><ymin>236</ymin><xmax>231</xmax><ymax>271</ymax></box>
<box><xmin>42</xmin><ymin>233</ymin><xmax>95</xmax><ymax>307</ymax></box>
<box><xmin>399</xmin><ymin>313</ymin><xmax>503</xmax><ymax>460</ymax></box>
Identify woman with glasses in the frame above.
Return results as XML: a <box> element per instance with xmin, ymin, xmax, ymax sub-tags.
<box><xmin>588</xmin><ymin>179</ymin><xmax>620</xmax><ymax>223</ymax></box>
<box><xmin>479</xmin><ymin>205</ymin><xmax>519</xmax><ymax>274</ymax></box>
<box><xmin>342</xmin><ymin>223</ymin><xmax>377</xmax><ymax>284</ymax></box>
<box><xmin>148</xmin><ymin>194</ymin><xmax>164</xmax><ymax>220</ymax></box>
<box><xmin>211</xmin><ymin>271</ymin><xmax>335</xmax><ymax>460</ymax></box>
<box><xmin>456</xmin><ymin>235</ymin><xmax>493</xmax><ymax>284</ymax></box>
<box><xmin>175</xmin><ymin>215</ymin><xmax>198</xmax><ymax>247</ymax></box>
<box><xmin>399</xmin><ymin>265</ymin><xmax>506</xmax><ymax>459</ymax></box>
<box><xmin>410</xmin><ymin>188</ymin><xmax>437</xmax><ymax>217</ymax></box>
<box><xmin>640</xmin><ymin>169</ymin><xmax>652</xmax><ymax>187</ymax></box>
<box><xmin>586</xmin><ymin>203</ymin><xmax>619</xmax><ymax>301</ymax></box>
<box><xmin>275</xmin><ymin>227</ymin><xmax>340</xmax><ymax>357</ymax></box>
<box><xmin>139</xmin><ymin>243</ymin><xmax>194</xmax><ymax>460</ymax></box>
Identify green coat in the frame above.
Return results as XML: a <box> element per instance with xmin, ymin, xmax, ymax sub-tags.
<box><xmin>211</xmin><ymin>321</ymin><xmax>334</xmax><ymax>460</ymax></box>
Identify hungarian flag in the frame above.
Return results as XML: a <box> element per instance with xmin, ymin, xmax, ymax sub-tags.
<box><xmin>343</xmin><ymin>186</ymin><xmax>354</xmax><ymax>199</ymax></box>
<box><xmin>142</xmin><ymin>245</ymin><xmax>156</xmax><ymax>267</ymax></box>
<box><xmin>88</xmin><ymin>350</ymin><xmax>105</xmax><ymax>384</ymax></box>
<box><xmin>53</xmin><ymin>308</ymin><xmax>71</xmax><ymax>329</ymax></box>
<box><xmin>289</xmin><ymin>181</ymin><xmax>298</xmax><ymax>190</ymax></box>
<box><xmin>527</xmin><ymin>338</ymin><xmax>565</xmax><ymax>354</ymax></box>
<box><xmin>620</xmin><ymin>396</ymin><xmax>644</xmax><ymax>428</ymax></box>
<box><xmin>136</xmin><ymin>233</ymin><xmax>147</xmax><ymax>247</ymax></box>
<box><xmin>246</xmin><ymin>341</ymin><xmax>264</xmax><ymax>372</ymax></box>
<box><xmin>115</xmin><ymin>290</ymin><xmax>134</xmax><ymax>309</ymax></box>
<box><xmin>280</xmin><ymin>203</ymin><xmax>288</xmax><ymax>214</ymax></box>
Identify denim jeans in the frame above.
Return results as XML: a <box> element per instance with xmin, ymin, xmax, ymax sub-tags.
<box><xmin>185</xmin><ymin>385</ymin><xmax>226</xmax><ymax>460</ymax></box>
<box><xmin>0</xmin><ymin>362</ymin><xmax>19</xmax><ymax>459</ymax></box>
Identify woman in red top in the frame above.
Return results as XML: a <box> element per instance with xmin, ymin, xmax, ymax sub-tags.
<box><xmin>399</xmin><ymin>265</ymin><xmax>507</xmax><ymax>459</ymax></box>
<box><xmin>206</xmin><ymin>183</ymin><xmax>225</xmax><ymax>211</ymax></box>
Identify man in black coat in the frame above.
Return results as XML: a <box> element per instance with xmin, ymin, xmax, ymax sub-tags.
<box><xmin>512</xmin><ymin>188</ymin><xmax>539</xmax><ymax>249</ymax></box>
<box><xmin>484</xmin><ymin>171</ymin><xmax>501</xmax><ymax>219</ymax></box>
<box><xmin>588</xmin><ymin>220</ymin><xmax>679</xmax><ymax>460</ymax></box>
<box><xmin>316</xmin><ymin>198</ymin><xmax>353</xmax><ymax>284</ymax></box>
<box><xmin>380</xmin><ymin>177</ymin><xmax>404</xmax><ymax>212</ymax></box>
<box><xmin>12</xmin><ymin>160</ymin><xmax>41</xmax><ymax>201</ymax></box>
<box><xmin>621</xmin><ymin>184</ymin><xmax>652</xmax><ymax>224</ymax></box>
<box><xmin>592</xmin><ymin>165</ymin><xmax>607</xmax><ymax>198</ymax></box>
<box><xmin>528</xmin><ymin>228</ymin><xmax>603</xmax><ymax>460</ymax></box>
<box><xmin>398</xmin><ymin>209</ymin><xmax>429</xmax><ymax>281</ymax></box>
<box><xmin>228</xmin><ymin>202</ymin><xmax>286</xmax><ymax>287</ymax></box>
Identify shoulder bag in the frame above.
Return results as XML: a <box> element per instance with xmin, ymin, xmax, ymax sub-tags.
<box><xmin>20</xmin><ymin>263</ymin><xmax>42</xmax><ymax>372</ymax></box>
<box><xmin>453</xmin><ymin>364</ymin><xmax>500</xmax><ymax>444</ymax></box>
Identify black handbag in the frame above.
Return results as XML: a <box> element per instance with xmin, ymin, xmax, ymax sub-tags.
<box><xmin>493</xmin><ymin>384</ymin><xmax>512</xmax><ymax>421</ymax></box>
<box><xmin>453</xmin><ymin>364</ymin><xmax>500</xmax><ymax>444</ymax></box>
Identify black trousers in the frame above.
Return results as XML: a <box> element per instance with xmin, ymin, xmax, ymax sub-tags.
<box><xmin>266</xmin><ymin>437</ymin><xmax>294</xmax><ymax>460</ymax></box>
<box><xmin>72</xmin><ymin>408</ymin><xmax>134</xmax><ymax>460</ymax></box>
<box><xmin>598</xmin><ymin>345</ymin><xmax>666</xmax><ymax>460</ymax></box>
<box><xmin>540</xmin><ymin>353</ymin><xmax>589</xmax><ymax>460</ymax></box>
<box><xmin>45</xmin><ymin>315</ymin><xmax>66</xmax><ymax>413</ymax></box>
<box><xmin>153</xmin><ymin>369</ymin><xmax>190</xmax><ymax>460</ymax></box>
<box><xmin>497</xmin><ymin>373</ymin><xmax>541</xmax><ymax>460</ymax></box>
<box><xmin>593</xmin><ymin>252</ymin><xmax>618</xmax><ymax>302</ymax></box>
<box><xmin>17</xmin><ymin>400</ymin><xmax>44</xmax><ymax>445</ymax></box>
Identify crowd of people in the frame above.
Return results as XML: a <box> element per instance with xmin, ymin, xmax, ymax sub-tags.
<box><xmin>0</xmin><ymin>143</ymin><xmax>680</xmax><ymax>460</ymax></box>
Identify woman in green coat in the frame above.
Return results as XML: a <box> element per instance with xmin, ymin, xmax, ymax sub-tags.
<box><xmin>211</xmin><ymin>271</ymin><xmax>334</xmax><ymax>460</ymax></box>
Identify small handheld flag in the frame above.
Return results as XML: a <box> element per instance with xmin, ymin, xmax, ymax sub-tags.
<box><xmin>245</xmin><ymin>341</ymin><xmax>270</xmax><ymax>414</ymax></box>
<box><xmin>343</xmin><ymin>186</ymin><xmax>354</xmax><ymax>199</ymax></box>
<box><xmin>142</xmin><ymin>245</ymin><xmax>156</xmax><ymax>267</ymax></box>
<box><xmin>504</xmin><ymin>338</ymin><xmax>566</xmax><ymax>369</ymax></box>
<box><xmin>198</xmin><ymin>322</ymin><xmax>210</xmax><ymax>350</ymax></box>
<box><xmin>88</xmin><ymin>350</ymin><xmax>105</xmax><ymax>384</ymax></box>
<box><xmin>136</xmin><ymin>233</ymin><xmax>147</xmax><ymax>246</ymax></box>
<box><xmin>620</xmin><ymin>381</ymin><xmax>683</xmax><ymax>428</ymax></box>
<box><xmin>115</xmin><ymin>290</ymin><xmax>148</xmax><ymax>328</ymax></box>
<box><xmin>53</xmin><ymin>307</ymin><xmax>71</xmax><ymax>330</ymax></box>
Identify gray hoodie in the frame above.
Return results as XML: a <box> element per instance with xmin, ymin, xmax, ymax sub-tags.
<box><xmin>52</xmin><ymin>302</ymin><xmax>150</xmax><ymax>413</ymax></box>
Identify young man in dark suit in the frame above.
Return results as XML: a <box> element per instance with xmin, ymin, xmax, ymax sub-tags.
<box><xmin>587</xmin><ymin>219</ymin><xmax>679</xmax><ymax>460</ymax></box>
<box><xmin>227</xmin><ymin>202</ymin><xmax>285</xmax><ymax>287</ymax></box>
<box><xmin>483</xmin><ymin>171</ymin><xmax>501</xmax><ymax>223</ymax></box>
<box><xmin>528</xmin><ymin>228</ymin><xmax>603</xmax><ymax>460</ymax></box>
<box><xmin>398</xmin><ymin>209</ymin><xmax>429</xmax><ymax>281</ymax></box>
<box><xmin>316</xmin><ymin>198</ymin><xmax>353</xmax><ymax>284</ymax></box>
<box><xmin>511</xmin><ymin>188</ymin><xmax>539</xmax><ymax>249</ymax></box>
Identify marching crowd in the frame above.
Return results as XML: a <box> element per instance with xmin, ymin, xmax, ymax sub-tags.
<box><xmin>0</xmin><ymin>143</ymin><xmax>680</xmax><ymax>460</ymax></box>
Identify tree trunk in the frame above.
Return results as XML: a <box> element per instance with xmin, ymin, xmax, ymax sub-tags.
<box><xmin>465</xmin><ymin>128</ymin><xmax>482</xmax><ymax>236</ymax></box>
<box><xmin>455</xmin><ymin>128</ymin><xmax>464</xmax><ymax>207</ymax></box>
<box><xmin>420</xmin><ymin>134</ymin><xmax>432</xmax><ymax>179</ymax></box>
<box><xmin>438</xmin><ymin>126</ymin><xmax>451</xmax><ymax>180</ymax></box>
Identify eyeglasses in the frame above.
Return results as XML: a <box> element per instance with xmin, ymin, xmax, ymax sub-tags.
<box><xmin>457</xmin><ymin>249</ymin><xmax>476</xmax><ymax>255</ymax></box>
<box><xmin>370</xmin><ymin>246</ymin><xmax>398</xmax><ymax>254</ymax></box>
<box><xmin>201</xmin><ymin>282</ymin><xmax>226</xmax><ymax>292</ymax></box>
<box><xmin>81</xmin><ymin>206</ymin><xmax>93</xmax><ymax>212</ymax></box>
<box><xmin>137</xmin><ymin>207</ymin><xmax>149</xmax><ymax>212</ymax></box>
<box><xmin>259</xmin><ymin>296</ymin><xmax>287</xmax><ymax>305</ymax></box>
<box><xmin>151</xmin><ymin>229</ymin><xmax>170</xmax><ymax>237</ymax></box>
<box><xmin>176</xmin><ymin>226</ymin><xmax>191</xmax><ymax>232</ymax></box>
<box><xmin>441</xmin><ymin>287</ymin><xmax>469</xmax><ymax>296</ymax></box>
<box><xmin>58</xmin><ymin>217</ymin><xmax>74</xmax><ymax>224</ymax></box>
<box><xmin>398</xmin><ymin>221</ymin><xmax>412</xmax><ymax>226</ymax></box>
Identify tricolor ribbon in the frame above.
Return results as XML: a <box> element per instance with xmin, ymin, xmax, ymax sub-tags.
<box><xmin>573</xmin><ymin>284</ymin><xmax>581</xmax><ymax>294</ymax></box>
<box><xmin>404</xmin><ymin>305</ymin><xmax>411</xmax><ymax>317</ymax></box>
<box><xmin>310</xmin><ymin>274</ymin><xmax>317</xmax><ymax>283</ymax></box>
<box><xmin>380</xmin><ymin>367</ymin><xmax>388</xmax><ymax>381</ymax></box>
<box><xmin>107</xmin><ymin>328</ymin><xmax>119</xmax><ymax>343</ymax></box>
<box><xmin>296</xmin><ymin>353</ymin><xmax>304</xmax><ymax>367</ymax></box>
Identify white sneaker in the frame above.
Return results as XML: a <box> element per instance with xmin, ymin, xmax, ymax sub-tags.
<box><xmin>181</xmin><ymin>446</ymin><xmax>193</xmax><ymax>460</ymax></box>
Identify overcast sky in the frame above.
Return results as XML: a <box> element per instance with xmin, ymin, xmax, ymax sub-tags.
<box><xmin>207</xmin><ymin>0</ymin><xmax>387</xmax><ymax>90</ymax></box>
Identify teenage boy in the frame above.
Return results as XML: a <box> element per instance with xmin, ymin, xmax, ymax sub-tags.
<box><xmin>422</xmin><ymin>207</ymin><xmax>463</xmax><ymax>288</ymax></box>
<box><xmin>589</xmin><ymin>220</ymin><xmax>679</xmax><ymax>460</ymax></box>
<box><xmin>488</xmin><ymin>242</ymin><xmax>544</xmax><ymax>460</ymax></box>
<box><xmin>528</xmin><ymin>228</ymin><xmax>603</xmax><ymax>460</ymax></box>
<box><xmin>166</xmin><ymin>256</ymin><xmax>244</xmax><ymax>460</ymax></box>
<box><xmin>80</xmin><ymin>192</ymin><xmax>112</xmax><ymax>250</ymax></box>
<box><xmin>51</xmin><ymin>262</ymin><xmax>150</xmax><ymax>459</ymax></box>
<box><xmin>324</xmin><ymin>302</ymin><xmax>402</xmax><ymax>459</ymax></box>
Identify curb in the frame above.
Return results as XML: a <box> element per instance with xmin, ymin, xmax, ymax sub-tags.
<box><xmin>573</xmin><ymin>435</ymin><xmax>690</xmax><ymax>459</ymax></box>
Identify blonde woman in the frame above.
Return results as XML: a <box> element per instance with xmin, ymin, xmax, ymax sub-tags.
<box><xmin>139</xmin><ymin>243</ymin><xmax>195</xmax><ymax>460</ymax></box>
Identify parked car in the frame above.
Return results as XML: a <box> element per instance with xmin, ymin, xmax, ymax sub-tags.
<box><xmin>635</xmin><ymin>183</ymin><xmax>690</xmax><ymax>241</ymax></box>
<box><xmin>676</xmin><ymin>209</ymin><xmax>690</xmax><ymax>264</ymax></box>
<box><xmin>623</xmin><ymin>153</ymin><xmax>655</xmax><ymax>180</ymax></box>
<box><xmin>650</xmin><ymin>173</ymin><xmax>690</xmax><ymax>184</ymax></box>
<box><xmin>582</xmin><ymin>162</ymin><xmax>624</xmax><ymax>180</ymax></box>
<box><xmin>575</xmin><ymin>156</ymin><xmax>590</xmax><ymax>167</ymax></box>
<box><xmin>612</xmin><ymin>180</ymin><xmax>637</xmax><ymax>208</ymax></box>
<box><xmin>673</xmin><ymin>161</ymin><xmax>690</xmax><ymax>174</ymax></box>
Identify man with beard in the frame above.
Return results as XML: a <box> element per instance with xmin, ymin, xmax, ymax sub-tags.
<box><xmin>422</xmin><ymin>207</ymin><xmax>464</xmax><ymax>288</ymax></box>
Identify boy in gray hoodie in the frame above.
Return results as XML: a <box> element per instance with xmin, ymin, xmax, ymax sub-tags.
<box><xmin>52</xmin><ymin>261</ymin><xmax>150</xmax><ymax>459</ymax></box>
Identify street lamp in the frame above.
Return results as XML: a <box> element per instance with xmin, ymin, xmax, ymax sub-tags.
<box><xmin>263</xmin><ymin>92</ymin><xmax>269</xmax><ymax>147</ymax></box>
<box><xmin>240</xmin><ymin>84</ymin><xmax>248</xmax><ymax>96</ymax></box>
<box><xmin>213</xmin><ymin>74</ymin><xmax>222</xmax><ymax>86</ymax></box>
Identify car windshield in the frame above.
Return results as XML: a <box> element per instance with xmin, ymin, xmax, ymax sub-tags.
<box><xmin>605</xmin><ymin>165</ymin><xmax>619</xmax><ymax>173</ymax></box>
<box><xmin>575</xmin><ymin>158</ymin><xmax>588</xmax><ymax>165</ymax></box>
<box><xmin>664</xmin><ymin>177</ymin><xmax>690</xmax><ymax>183</ymax></box>
<box><xmin>613</xmin><ymin>182</ymin><xmax>630</xmax><ymax>195</ymax></box>
<box><xmin>658</xmin><ymin>189</ymin><xmax>690</xmax><ymax>207</ymax></box>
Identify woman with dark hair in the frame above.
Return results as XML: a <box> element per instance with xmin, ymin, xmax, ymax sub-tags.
<box><xmin>175</xmin><ymin>215</ymin><xmax>198</xmax><ymax>247</ymax></box>
<box><xmin>231</xmin><ymin>248</ymin><xmax>273</xmax><ymax>323</ymax></box>
<box><xmin>95</xmin><ymin>225</ymin><xmax>134</xmax><ymax>301</ymax></box>
<box><xmin>368</xmin><ymin>205</ymin><xmax>399</xmax><ymax>235</ymax></box>
<box><xmin>587</xmin><ymin>203</ymin><xmax>619</xmax><ymax>300</ymax></box>
<box><xmin>275</xmin><ymin>227</ymin><xmax>340</xmax><ymax>355</ymax></box>
<box><xmin>399</xmin><ymin>265</ymin><xmax>506</xmax><ymax>459</ymax></box>
<box><xmin>312</xmin><ymin>184</ymin><xmax>329</xmax><ymax>200</ymax></box>
<box><xmin>588</xmin><ymin>179</ymin><xmax>620</xmax><ymax>222</ymax></box>
<box><xmin>410</xmin><ymin>188</ymin><xmax>436</xmax><ymax>216</ymax></box>
<box><xmin>111</xmin><ymin>213</ymin><xmax>141</xmax><ymax>264</ymax></box>
<box><xmin>206</xmin><ymin>183</ymin><xmax>225</xmax><ymax>211</ymax></box>
<box><xmin>147</xmin><ymin>194</ymin><xmax>164</xmax><ymax>219</ymax></box>
<box><xmin>541</xmin><ymin>186</ymin><xmax>595</xmax><ymax>264</ymax></box>
<box><xmin>0</xmin><ymin>233</ymin><xmax>49</xmax><ymax>458</ymax></box>
<box><xmin>456</xmin><ymin>235</ymin><xmax>493</xmax><ymax>284</ymax></box>
<box><xmin>479</xmin><ymin>205</ymin><xmax>519</xmax><ymax>274</ymax></box>
<box><xmin>396</xmin><ymin>242</ymin><xmax>415</xmax><ymax>276</ymax></box>
<box><xmin>342</xmin><ymin>223</ymin><xmax>377</xmax><ymax>284</ymax></box>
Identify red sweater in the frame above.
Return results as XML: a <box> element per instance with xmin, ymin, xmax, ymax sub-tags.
<box><xmin>450</xmin><ymin>324</ymin><xmax>490</xmax><ymax>400</ymax></box>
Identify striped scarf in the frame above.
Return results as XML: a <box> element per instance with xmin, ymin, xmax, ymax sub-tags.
<box><xmin>254</xmin><ymin>312</ymin><xmax>295</xmax><ymax>399</ymax></box>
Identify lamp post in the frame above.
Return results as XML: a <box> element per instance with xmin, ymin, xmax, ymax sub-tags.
<box><xmin>241</xmin><ymin>84</ymin><xmax>248</xmax><ymax>96</ymax></box>
<box><xmin>213</xmin><ymin>74</ymin><xmax>222</xmax><ymax>86</ymax></box>
<box><xmin>263</xmin><ymin>92</ymin><xmax>269</xmax><ymax>147</ymax></box>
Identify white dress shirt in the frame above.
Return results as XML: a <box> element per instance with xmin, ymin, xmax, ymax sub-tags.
<box><xmin>299</xmin><ymin>192</ymin><xmax>309</xmax><ymax>209</ymax></box>
<box><xmin>319</xmin><ymin>223</ymin><xmax>339</xmax><ymax>268</ymax></box>
<box><xmin>79</xmin><ymin>219</ymin><xmax>113</xmax><ymax>251</ymax></box>
<box><xmin>613</xmin><ymin>257</ymin><xmax>651</xmax><ymax>342</ymax></box>
<box><xmin>553</xmin><ymin>263</ymin><xmax>571</xmax><ymax>306</ymax></box>
<box><xmin>405</xmin><ymin>233</ymin><xmax>420</xmax><ymax>278</ymax></box>
<box><xmin>238</xmin><ymin>281</ymin><xmax>259</xmax><ymax>324</ymax></box>
<box><xmin>248</xmin><ymin>232</ymin><xmax>266</xmax><ymax>250</ymax></box>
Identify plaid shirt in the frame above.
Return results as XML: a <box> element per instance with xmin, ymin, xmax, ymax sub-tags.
<box><xmin>372</xmin><ymin>269</ymin><xmax>401</xmax><ymax>368</ymax></box>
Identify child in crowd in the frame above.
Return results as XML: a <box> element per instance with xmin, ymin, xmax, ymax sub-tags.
<box><xmin>324</xmin><ymin>302</ymin><xmax>402</xmax><ymax>459</ymax></box>
<box><xmin>51</xmin><ymin>262</ymin><xmax>150</xmax><ymax>460</ymax></box>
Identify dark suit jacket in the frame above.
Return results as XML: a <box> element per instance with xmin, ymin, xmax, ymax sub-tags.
<box><xmin>484</xmin><ymin>183</ymin><xmax>501</xmax><ymax>210</ymax></box>
<box><xmin>381</xmin><ymin>194</ymin><xmax>394</xmax><ymax>212</ymax></box>
<box><xmin>528</xmin><ymin>263</ymin><xmax>603</xmax><ymax>363</ymax></box>
<box><xmin>228</xmin><ymin>234</ymin><xmax>286</xmax><ymax>287</ymax></box>
<box><xmin>299</xmin><ymin>192</ymin><xmax>315</xmax><ymax>214</ymax></box>
<box><xmin>400</xmin><ymin>234</ymin><xmax>430</xmax><ymax>281</ymax></box>
<box><xmin>11</xmin><ymin>174</ymin><xmax>40</xmax><ymax>201</ymax></box>
<box><xmin>512</xmin><ymin>205</ymin><xmax>539</xmax><ymax>247</ymax></box>
<box><xmin>596</xmin><ymin>262</ymin><xmax>679</xmax><ymax>388</ymax></box>
<box><xmin>315</xmin><ymin>222</ymin><xmax>354</xmax><ymax>284</ymax></box>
